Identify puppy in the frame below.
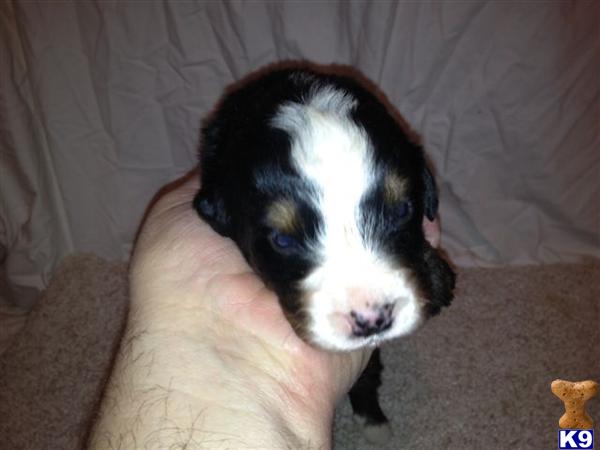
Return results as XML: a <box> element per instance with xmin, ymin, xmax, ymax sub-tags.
<box><xmin>194</xmin><ymin>65</ymin><xmax>455</xmax><ymax>443</ymax></box>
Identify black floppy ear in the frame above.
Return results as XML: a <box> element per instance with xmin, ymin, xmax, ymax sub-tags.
<box><xmin>422</xmin><ymin>165</ymin><xmax>439</xmax><ymax>221</ymax></box>
<box><xmin>193</xmin><ymin>190</ymin><xmax>232</xmax><ymax>237</ymax></box>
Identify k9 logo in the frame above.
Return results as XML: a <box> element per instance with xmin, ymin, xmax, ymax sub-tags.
<box><xmin>558</xmin><ymin>429</ymin><xmax>594</xmax><ymax>449</ymax></box>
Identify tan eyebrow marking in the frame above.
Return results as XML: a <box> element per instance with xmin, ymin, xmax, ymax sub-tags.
<box><xmin>267</xmin><ymin>199</ymin><xmax>298</xmax><ymax>233</ymax></box>
<box><xmin>383</xmin><ymin>173</ymin><xmax>408</xmax><ymax>203</ymax></box>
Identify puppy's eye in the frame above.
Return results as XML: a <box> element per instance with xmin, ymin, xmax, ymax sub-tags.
<box><xmin>269</xmin><ymin>230</ymin><xmax>299</xmax><ymax>251</ymax></box>
<box><xmin>397</xmin><ymin>200</ymin><xmax>412</xmax><ymax>219</ymax></box>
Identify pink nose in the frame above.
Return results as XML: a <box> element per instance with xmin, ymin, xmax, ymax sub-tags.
<box><xmin>349</xmin><ymin>303</ymin><xmax>394</xmax><ymax>337</ymax></box>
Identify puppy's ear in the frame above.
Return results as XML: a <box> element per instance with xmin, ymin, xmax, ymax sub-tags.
<box><xmin>422</xmin><ymin>165</ymin><xmax>439</xmax><ymax>221</ymax></box>
<box><xmin>193</xmin><ymin>190</ymin><xmax>232</xmax><ymax>237</ymax></box>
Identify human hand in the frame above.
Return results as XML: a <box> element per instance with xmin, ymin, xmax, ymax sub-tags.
<box><xmin>89</xmin><ymin>173</ymin><xmax>372</xmax><ymax>449</ymax></box>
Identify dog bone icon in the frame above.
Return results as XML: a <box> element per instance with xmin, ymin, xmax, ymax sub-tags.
<box><xmin>551</xmin><ymin>379</ymin><xmax>598</xmax><ymax>429</ymax></box>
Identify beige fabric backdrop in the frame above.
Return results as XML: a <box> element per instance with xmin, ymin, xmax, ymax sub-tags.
<box><xmin>0</xmin><ymin>1</ymin><xmax>598</xmax><ymax>306</ymax></box>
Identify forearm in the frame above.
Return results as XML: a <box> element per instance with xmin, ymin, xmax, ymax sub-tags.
<box><xmin>87</xmin><ymin>327</ymin><xmax>333</xmax><ymax>450</ymax></box>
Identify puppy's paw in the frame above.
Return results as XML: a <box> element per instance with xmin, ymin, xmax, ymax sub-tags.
<box><xmin>354</xmin><ymin>414</ymin><xmax>393</xmax><ymax>445</ymax></box>
<box><xmin>362</xmin><ymin>421</ymin><xmax>392</xmax><ymax>445</ymax></box>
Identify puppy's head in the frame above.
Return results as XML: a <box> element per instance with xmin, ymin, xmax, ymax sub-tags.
<box><xmin>195</xmin><ymin>68</ymin><xmax>455</xmax><ymax>351</ymax></box>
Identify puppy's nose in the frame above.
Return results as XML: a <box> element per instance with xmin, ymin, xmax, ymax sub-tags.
<box><xmin>350</xmin><ymin>303</ymin><xmax>394</xmax><ymax>337</ymax></box>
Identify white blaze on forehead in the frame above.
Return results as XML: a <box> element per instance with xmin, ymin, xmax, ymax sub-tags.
<box><xmin>271</xmin><ymin>85</ymin><xmax>375</xmax><ymax>254</ymax></box>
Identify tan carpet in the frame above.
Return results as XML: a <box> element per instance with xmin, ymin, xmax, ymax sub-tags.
<box><xmin>0</xmin><ymin>255</ymin><xmax>598</xmax><ymax>449</ymax></box>
<box><xmin>0</xmin><ymin>255</ymin><xmax>128</xmax><ymax>450</ymax></box>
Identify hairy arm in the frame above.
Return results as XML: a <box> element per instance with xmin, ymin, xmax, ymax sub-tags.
<box><xmin>89</xmin><ymin>327</ymin><xmax>329</xmax><ymax>449</ymax></box>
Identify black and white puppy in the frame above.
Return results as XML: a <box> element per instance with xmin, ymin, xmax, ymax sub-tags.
<box><xmin>194</xmin><ymin>65</ymin><xmax>455</xmax><ymax>442</ymax></box>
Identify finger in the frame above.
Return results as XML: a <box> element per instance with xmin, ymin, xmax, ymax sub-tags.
<box><xmin>422</xmin><ymin>216</ymin><xmax>440</xmax><ymax>248</ymax></box>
